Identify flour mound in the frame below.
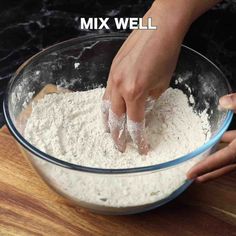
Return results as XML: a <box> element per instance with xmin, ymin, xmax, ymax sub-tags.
<box><xmin>24</xmin><ymin>87</ymin><xmax>210</xmax><ymax>168</ymax></box>
<box><xmin>23</xmin><ymin>87</ymin><xmax>211</xmax><ymax>208</ymax></box>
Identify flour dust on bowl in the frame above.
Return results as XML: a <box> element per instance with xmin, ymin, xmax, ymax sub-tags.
<box><xmin>3</xmin><ymin>34</ymin><xmax>233</xmax><ymax>215</ymax></box>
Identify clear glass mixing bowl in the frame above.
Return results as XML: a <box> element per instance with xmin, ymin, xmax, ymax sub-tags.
<box><xmin>3</xmin><ymin>33</ymin><xmax>233</xmax><ymax>215</ymax></box>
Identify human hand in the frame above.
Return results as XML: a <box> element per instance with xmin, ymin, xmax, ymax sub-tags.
<box><xmin>187</xmin><ymin>94</ymin><xmax>236</xmax><ymax>182</ymax></box>
<box><xmin>101</xmin><ymin>1</ymin><xmax>190</xmax><ymax>154</ymax></box>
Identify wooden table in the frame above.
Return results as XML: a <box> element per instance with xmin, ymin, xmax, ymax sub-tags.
<box><xmin>0</xmin><ymin>126</ymin><xmax>235</xmax><ymax>236</ymax></box>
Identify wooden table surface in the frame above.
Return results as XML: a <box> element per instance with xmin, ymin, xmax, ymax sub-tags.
<box><xmin>0</xmin><ymin>126</ymin><xmax>235</xmax><ymax>236</ymax></box>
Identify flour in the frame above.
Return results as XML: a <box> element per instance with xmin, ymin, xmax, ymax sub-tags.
<box><xmin>24</xmin><ymin>87</ymin><xmax>211</xmax><ymax>208</ymax></box>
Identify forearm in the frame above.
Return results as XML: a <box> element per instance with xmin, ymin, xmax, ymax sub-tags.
<box><xmin>155</xmin><ymin>0</ymin><xmax>221</xmax><ymax>22</ymax></box>
<box><xmin>148</xmin><ymin>0</ymin><xmax>222</xmax><ymax>43</ymax></box>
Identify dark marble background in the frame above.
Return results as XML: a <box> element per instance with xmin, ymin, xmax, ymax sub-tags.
<box><xmin>0</xmin><ymin>0</ymin><xmax>235</xmax><ymax>127</ymax></box>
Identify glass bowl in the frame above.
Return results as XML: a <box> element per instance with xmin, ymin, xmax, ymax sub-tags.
<box><xmin>3</xmin><ymin>33</ymin><xmax>233</xmax><ymax>215</ymax></box>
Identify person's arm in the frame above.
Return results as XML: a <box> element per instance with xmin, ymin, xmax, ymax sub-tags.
<box><xmin>102</xmin><ymin>0</ymin><xmax>222</xmax><ymax>154</ymax></box>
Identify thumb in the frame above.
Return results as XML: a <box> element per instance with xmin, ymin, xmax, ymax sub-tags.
<box><xmin>219</xmin><ymin>93</ymin><xmax>236</xmax><ymax>110</ymax></box>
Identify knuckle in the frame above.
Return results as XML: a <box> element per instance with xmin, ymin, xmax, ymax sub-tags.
<box><xmin>111</xmin><ymin>70</ymin><xmax>123</xmax><ymax>87</ymax></box>
<box><xmin>125</xmin><ymin>86</ymin><xmax>139</xmax><ymax>101</ymax></box>
<box><xmin>124</xmin><ymin>79</ymin><xmax>146</xmax><ymax>101</ymax></box>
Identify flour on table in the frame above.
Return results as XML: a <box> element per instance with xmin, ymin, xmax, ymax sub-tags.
<box><xmin>24</xmin><ymin>87</ymin><xmax>211</xmax><ymax>208</ymax></box>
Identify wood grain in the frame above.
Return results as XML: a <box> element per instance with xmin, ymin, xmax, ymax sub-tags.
<box><xmin>0</xmin><ymin>129</ymin><xmax>235</xmax><ymax>236</ymax></box>
<box><xmin>1</xmin><ymin>84</ymin><xmax>236</xmax><ymax>235</ymax></box>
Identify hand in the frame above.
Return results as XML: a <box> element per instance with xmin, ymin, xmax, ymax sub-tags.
<box><xmin>101</xmin><ymin>1</ymin><xmax>190</xmax><ymax>154</ymax></box>
<box><xmin>187</xmin><ymin>94</ymin><xmax>236</xmax><ymax>182</ymax></box>
<box><xmin>102</xmin><ymin>0</ymin><xmax>221</xmax><ymax>154</ymax></box>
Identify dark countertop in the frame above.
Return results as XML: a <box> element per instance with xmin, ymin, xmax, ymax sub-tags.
<box><xmin>0</xmin><ymin>0</ymin><xmax>236</xmax><ymax>127</ymax></box>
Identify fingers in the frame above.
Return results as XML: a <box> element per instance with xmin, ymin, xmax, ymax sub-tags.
<box><xmin>108</xmin><ymin>90</ymin><xmax>127</xmax><ymax>152</ymax></box>
<box><xmin>195</xmin><ymin>164</ymin><xmax>236</xmax><ymax>183</ymax></box>
<box><xmin>187</xmin><ymin>139</ymin><xmax>236</xmax><ymax>180</ymax></box>
<box><xmin>101</xmin><ymin>100</ymin><xmax>111</xmax><ymax>132</ymax></box>
<box><xmin>101</xmin><ymin>77</ymin><xmax>112</xmax><ymax>132</ymax></box>
<box><xmin>102</xmin><ymin>68</ymin><xmax>155</xmax><ymax>155</ymax></box>
<box><xmin>221</xmin><ymin>130</ymin><xmax>236</xmax><ymax>143</ymax></box>
<box><xmin>102</xmin><ymin>88</ymin><xmax>153</xmax><ymax>154</ymax></box>
<box><xmin>219</xmin><ymin>93</ymin><xmax>236</xmax><ymax>110</ymax></box>
<box><xmin>126</xmin><ymin>98</ymin><xmax>149</xmax><ymax>155</ymax></box>
<box><xmin>127</xmin><ymin>119</ymin><xmax>149</xmax><ymax>155</ymax></box>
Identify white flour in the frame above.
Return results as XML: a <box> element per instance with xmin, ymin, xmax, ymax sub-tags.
<box><xmin>24</xmin><ymin>87</ymin><xmax>211</xmax><ymax>208</ymax></box>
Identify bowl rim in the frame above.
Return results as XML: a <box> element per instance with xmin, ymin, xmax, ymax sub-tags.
<box><xmin>3</xmin><ymin>33</ymin><xmax>234</xmax><ymax>174</ymax></box>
